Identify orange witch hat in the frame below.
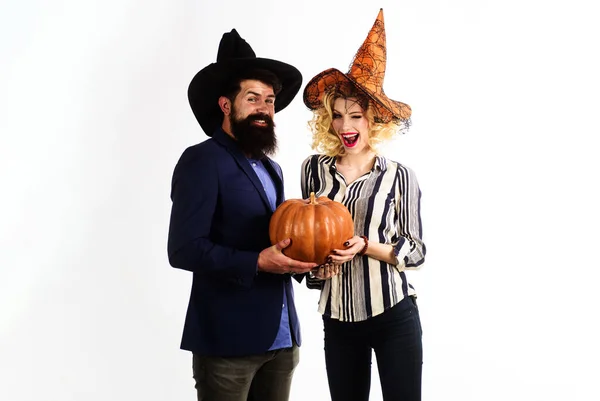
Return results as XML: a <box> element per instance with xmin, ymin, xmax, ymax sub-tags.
<box><xmin>303</xmin><ymin>8</ymin><xmax>411</xmax><ymax>123</ymax></box>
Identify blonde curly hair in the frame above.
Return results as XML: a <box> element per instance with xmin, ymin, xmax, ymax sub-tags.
<box><xmin>307</xmin><ymin>89</ymin><xmax>402</xmax><ymax>157</ymax></box>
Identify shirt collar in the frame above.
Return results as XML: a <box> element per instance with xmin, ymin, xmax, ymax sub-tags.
<box><xmin>327</xmin><ymin>155</ymin><xmax>387</xmax><ymax>172</ymax></box>
<box><xmin>374</xmin><ymin>155</ymin><xmax>386</xmax><ymax>172</ymax></box>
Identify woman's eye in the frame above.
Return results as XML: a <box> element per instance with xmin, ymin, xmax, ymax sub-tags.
<box><xmin>332</xmin><ymin>113</ymin><xmax>341</xmax><ymax>119</ymax></box>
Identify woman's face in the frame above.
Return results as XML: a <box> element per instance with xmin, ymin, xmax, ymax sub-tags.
<box><xmin>331</xmin><ymin>97</ymin><xmax>370</xmax><ymax>154</ymax></box>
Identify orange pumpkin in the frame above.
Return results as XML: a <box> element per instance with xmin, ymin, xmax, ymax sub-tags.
<box><xmin>269</xmin><ymin>192</ymin><xmax>354</xmax><ymax>264</ymax></box>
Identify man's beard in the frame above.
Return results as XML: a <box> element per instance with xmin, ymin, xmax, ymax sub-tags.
<box><xmin>230</xmin><ymin>110</ymin><xmax>277</xmax><ymax>159</ymax></box>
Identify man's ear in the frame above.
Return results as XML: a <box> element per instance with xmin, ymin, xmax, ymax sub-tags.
<box><xmin>218</xmin><ymin>96</ymin><xmax>231</xmax><ymax>115</ymax></box>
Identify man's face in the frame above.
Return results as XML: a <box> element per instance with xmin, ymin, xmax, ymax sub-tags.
<box><xmin>232</xmin><ymin>79</ymin><xmax>276</xmax><ymax>122</ymax></box>
<box><xmin>229</xmin><ymin>79</ymin><xmax>277</xmax><ymax>159</ymax></box>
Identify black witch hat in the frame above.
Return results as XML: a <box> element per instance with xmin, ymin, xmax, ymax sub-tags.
<box><xmin>188</xmin><ymin>29</ymin><xmax>303</xmax><ymax>136</ymax></box>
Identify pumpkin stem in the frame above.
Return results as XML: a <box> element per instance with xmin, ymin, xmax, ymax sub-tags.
<box><xmin>309</xmin><ymin>192</ymin><xmax>317</xmax><ymax>204</ymax></box>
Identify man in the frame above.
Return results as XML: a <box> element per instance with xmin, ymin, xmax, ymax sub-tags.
<box><xmin>167</xmin><ymin>29</ymin><xmax>317</xmax><ymax>401</ymax></box>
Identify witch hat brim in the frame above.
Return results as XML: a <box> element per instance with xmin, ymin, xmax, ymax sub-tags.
<box><xmin>303</xmin><ymin>9</ymin><xmax>411</xmax><ymax>123</ymax></box>
<box><xmin>188</xmin><ymin>29</ymin><xmax>302</xmax><ymax>136</ymax></box>
<box><xmin>304</xmin><ymin>68</ymin><xmax>412</xmax><ymax>122</ymax></box>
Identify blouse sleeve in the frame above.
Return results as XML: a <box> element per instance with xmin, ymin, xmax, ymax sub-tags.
<box><xmin>300</xmin><ymin>155</ymin><xmax>314</xmax><ymax>199</ymax></box>
<box><xmin>393</xmin><ymin>166</ymin><xmax>426</xmax><ymax>270</ymax></box>
<box><xmin>300</xmin><ymin>155</ymin><xmax>324</xmax><ymax>289</ymax></box>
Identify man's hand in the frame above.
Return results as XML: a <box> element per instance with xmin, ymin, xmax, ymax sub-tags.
<box><xmin>257</xmin><ymin>238</ymin><xmax>317</xmax><ymax>275</ymax></box>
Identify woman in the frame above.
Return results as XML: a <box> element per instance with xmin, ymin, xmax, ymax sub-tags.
<box><xmin>301</xmin><ymin>9</ymin><xmax>426</xmax><ymax>401</ymax></box>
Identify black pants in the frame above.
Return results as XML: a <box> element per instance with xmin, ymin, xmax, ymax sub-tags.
<box><xmin>323</xmin><ymin>296</ymin><xmax>423</xmax><ymax>401</ymax></box>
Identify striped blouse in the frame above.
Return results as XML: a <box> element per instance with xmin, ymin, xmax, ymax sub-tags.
<box><xmin>301</xmin><ymin>154</ymin><xmax>426</xmax><ymax>322</ymax></box>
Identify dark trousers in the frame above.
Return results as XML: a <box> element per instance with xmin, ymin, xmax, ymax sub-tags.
<box><xmin>323</xmin><ymin>296</ymin><xmax>423</xmax><ymax>401</ymax></box>
<box><xmin>192</xmin><ymin>344</ymin><xmax>299</xmax><ymax>401</ymax></box>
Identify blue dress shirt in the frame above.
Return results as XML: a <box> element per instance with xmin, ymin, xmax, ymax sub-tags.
<box><xmin>248</xmin><ymin>158</ymin><xmax>293</xmax><ymax>350</ymax></box>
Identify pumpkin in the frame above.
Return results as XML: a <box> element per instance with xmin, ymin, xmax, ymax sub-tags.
<box><xmin>269</xmin><ymin>192</ymin><xmax>355</xmax><ymax>264</ymax></box>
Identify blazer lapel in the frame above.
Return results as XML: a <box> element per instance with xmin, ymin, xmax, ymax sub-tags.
<box><xmin>213</xmin><ymin>129</ymin><xmax>277</xmax><ymax>211</ymax></box>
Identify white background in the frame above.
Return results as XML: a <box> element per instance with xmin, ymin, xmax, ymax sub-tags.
<box><xmin>1</xmin><ymin>0</ymin><xmax>599</xmax><ymax>400</ymax></box>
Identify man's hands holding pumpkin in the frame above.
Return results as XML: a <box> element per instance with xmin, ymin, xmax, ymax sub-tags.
<box><xmin>257</xmin><ymin>238</ymin><xmax>317</xmax><ymax>275</ymax></box>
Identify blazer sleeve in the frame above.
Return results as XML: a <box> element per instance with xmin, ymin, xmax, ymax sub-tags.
<box><xmin>167</xmin><ymin>149</ymin><xmax>259</xmax><ymax>288</ymax></box>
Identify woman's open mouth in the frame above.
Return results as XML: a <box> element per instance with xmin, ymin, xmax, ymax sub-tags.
<box><xmin>341</xmin><ymin>133</ymin><xmax>359</xmax><ymax>147</ymax></box>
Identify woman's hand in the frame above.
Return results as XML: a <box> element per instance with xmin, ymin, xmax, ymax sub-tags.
<box><xmin>309</xmin><ymin>263</ymin><xmax>341</xmax><ymax>280</ymax></box>
<box><xmin>329</xmin><ymin>235</ymin><xmax>367</xmax><ymax>264</ymax></box>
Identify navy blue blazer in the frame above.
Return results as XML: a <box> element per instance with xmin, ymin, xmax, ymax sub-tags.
<box><xmin>167</xmin><ymin>129</ymin><xmax>301</xmax><ymax>357</ymax></box>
